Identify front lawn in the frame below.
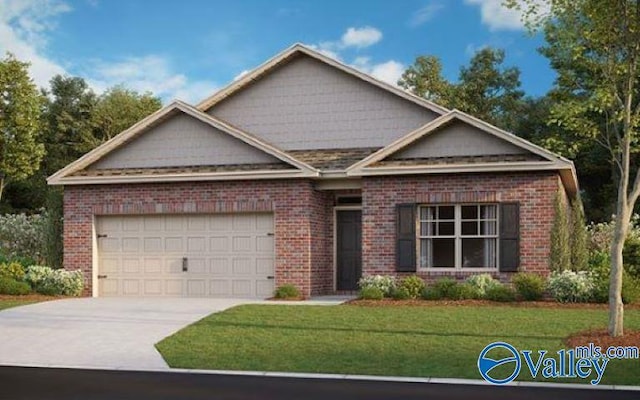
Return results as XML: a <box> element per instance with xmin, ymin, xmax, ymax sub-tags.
<box><xmin>156</xmin><ymin>304</ymin><xmax>640</xmax><ymax>385</ymax></box>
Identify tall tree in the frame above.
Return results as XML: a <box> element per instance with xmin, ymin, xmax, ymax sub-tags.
<box><xmin>0</xmin><ymin>54</ymin><xmax>44</xmax><ymax>201</ymax></box>
<box><xmin>399</xmin><ymin>48</ymin><xmax>525</xmax><ymax>131</ymax></box>
<box><xmin>91</xmin><ymin>86</ymin><xmax>161</xmax><ymax>145</ymax></box>
<box><xmin>510</xmin><ymin>0</ymin><xmax>640</xmax><ymax>336</ymax></box>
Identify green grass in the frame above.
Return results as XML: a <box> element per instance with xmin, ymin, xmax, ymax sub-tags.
<box><xmin>156</xmin><ymin>304</ymin><xmax>640</xmax><ymax>385</ymax></box>
<box><xmin>0</xmin><ymin>299</ymin><xmax>39</xmax><ymax>311</ymax></box>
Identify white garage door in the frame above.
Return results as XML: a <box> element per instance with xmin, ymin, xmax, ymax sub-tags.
<box><xmin>96</xmin><ymin>213</ymin><xmax>275</xmax><ymax>298</ymax></box>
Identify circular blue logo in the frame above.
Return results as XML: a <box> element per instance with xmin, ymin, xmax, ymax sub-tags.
<box><xmin>477</xmin><ymin>342</ymin><xmax>521</xmax><ymax>385</ymax></box>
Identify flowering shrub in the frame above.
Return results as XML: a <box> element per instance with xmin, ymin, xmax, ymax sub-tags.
<box><xmin>25</xmin><ymin>265</ymin><xmax>84</xmax><ymax>296</ymax></box>
<box><xmin>358</xmin><ymin>275</ymin><xmax>396</xmax><ymax>297</ymax></box>
<box><xmin>547</xmin><ymin>270</ymin><xmax>594</xmax><ymax>303</ymax></box>
<box><xmin>398</xmin><ymin>275</ymin><xmax>426</xmax><ymax>299</ymax></box>
<box><xmin>0</xmin><ymin>212</ymin><xmax>47</xmax><ymax>263</ymax></box>
<box><xmin>465</xmin><ymin>274</ymin><xmax>501</xmax><ymax>297</ymax></box>
<box><xmin>0</xmin><ymin>262</ymin><xmax>26</xmax><ymax>281</ymax></box>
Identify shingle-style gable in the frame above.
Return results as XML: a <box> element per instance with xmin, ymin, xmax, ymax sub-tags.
<box><xmin>206</xmin><ymin>54</ymin><xmax>439</xmax><ymax>150</ymax></box>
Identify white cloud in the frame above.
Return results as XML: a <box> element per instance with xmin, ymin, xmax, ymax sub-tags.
<box><xmin>362</xmin><ymin>60</ymin><xmax>405</xmax><ymax>86</ymax></box>
<box><xmin>465</xmin><ymin>0</ymin><xmax>549</xmax><ymax>31</ymax></box>
<box><xmin>0</xmin><ymin>0</ymin><xmax>70</xmax><ymax>87</ymax></box>
<box><xmin>409</xmin><ymin>2</ymin><xmax>445</xmax><ymax>27</ymax></box>
<box><xmin>85</xmin><ymin>55</ymin><xmax>218</xmax><ymax>104</ymax></box>
<box><xmin>340</xmin><ymin>26</ymin><xmax>382</xmax><ymax>48</ymax></box>
<box><xmin>233</xmin><ymin>69</ymin><xmax>250</xmax><ymax>81</ymax></box>
<box><xmin>465</xmin><ymin>43</ymin><xmax>488</xmax><ymax>57</ymax></box>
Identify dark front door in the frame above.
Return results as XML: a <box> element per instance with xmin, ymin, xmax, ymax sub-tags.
<box><xmin>336</xmin><ymin>210</ymin><xmax>362</xmax><ymax>291</ymax></box>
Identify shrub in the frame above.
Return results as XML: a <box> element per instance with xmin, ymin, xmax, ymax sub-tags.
<box><xmin>570</xmin><ymin>199</ymin><xmax>589</xmax><ymax>271</ymax></box>
<box><xmin>588</xmin><ymin>215</ymin><xmax>640</xmax><ymax>280</ymax></box>
<box><xmin>358</xmin><ymin>286</ymin><xmax>384</xmax><ymax>300</ymax></box>
<box><xmin>512</xmin><ymin>273</ymin><xmax>546</xmax><ymax>301</ymax></box>
<box><xmin>421</xmin><ymin>286</ymin><xmax>442</xmax><ymax>300</ymax></box>
<box><xmin>398</xmin><ymin>275</ymin><xmax>425</xmax><ymax>299</ymax></box>
<box><xmin>449</xmin><ymin>283</ymin><xmax>481</xmax><ymax>300</ymax></box>
<box><xmin>0</xmin><ymin>262</ymin><xmax>26</xmax><ymax>281</ymax></box>
<box><xmin>25</xmin><ymin>266</ymin><xmax>84</xmax><ymax>296</ymax></box>
<box><xmin>590</xmin><ymin>251</ymin><xmax>640</xmax><ymax>304</ymax></box>
<box><xmin>485</xmin><ymin>284</ymin><xmax>516</xmax><ymax>302</ymax></box>
<box><xmin>274</xmin><ymin>284</ymin><xmax>300</xmax><ymax>299</ymax></box>
<box><xmin>432</xmin><ymin>277</ymin><xmax>459</xmax><ymax>299</ymax></box>
<box><xmin>465</xmin><ymin>274</ymin><xmax>501</xmax><ymax>297</ymax></box>
<box><xmin>358</xmin><ymin>275</ymin><xmax>396</xmax><ymax>297</ymax></box>
<box><xmin>390</xmin><ymin>286</ymin><xmax>412</xmax><ymax>300</ymax></box>
<box><xmin>0</xmin><ymin>212</ymin><xmax>47</xmax><ymax>263</ymax></box>
<box><xmin>623</xmin><ymin>275</ymin><xmax>640</xmax><ymax>304</ymax></box>
<box><xmin>0</xmin><ymin>277</ymin><xmax>31</xmax><ymax>295</ymax></box>
<box><xmin>550</xmin><ymin>192</ymin><xmax>571</xmax><ymax>272</ymax></box>
<box><xmin>547</xmin><ymin>270</ymin><xmax>594</xmax><ymax>303</ymax></box>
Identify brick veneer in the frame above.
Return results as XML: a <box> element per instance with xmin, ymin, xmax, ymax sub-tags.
<box><xmin>361</xmin><ymin>171</ymin><xmax>567</xmax><ymax>283</ymax></box>
<box><xmin>63</xmin><ymin>179</ymin><xmax>333</xmax><ymax>297</ymax></box>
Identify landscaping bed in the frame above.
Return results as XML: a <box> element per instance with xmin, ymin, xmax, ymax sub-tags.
<box><xmin>0</xmin><ymin>295</ymin><xmax>60</xmax><ymax>311</ymax></box>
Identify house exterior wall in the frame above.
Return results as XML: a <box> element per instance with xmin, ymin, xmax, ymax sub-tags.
<box><xmin>63</xmin><ymin>179</ymin><xmax>333</xmax><ymax>297</ymax></box>
<box><xmin>390</xmin><ymin>121</ymin><xmax>528</xmax><ymax>160</ymax></box>
<box><xmin>208</xmin><ymin>56</ymin><xmax>438</xmax><ymax>150</ymax></box>
<box><xmin>361</xmin><ymin>171</ymin><xmax>561</xmax><ymax>282</ymax></box>
<box><xmin>91</xmin><ymin>113</ymin><xmax>279</xmax><ymax>170</ymax></box>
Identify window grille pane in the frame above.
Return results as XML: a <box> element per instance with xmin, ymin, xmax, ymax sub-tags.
<box><xmin>431</xmin><ymin>238</ymin><xmax>455</xmax><ymax>267</ymax></box>
<box><xmin>462</xmin><ymin>238</ymin><xmax>497</xmax><ymax>268</ymax></box>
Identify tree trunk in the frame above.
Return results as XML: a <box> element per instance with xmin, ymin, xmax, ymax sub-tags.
<box><xmin>0</xmin><ymin>177</ymin><xmax>4</xmax><ymax>203</ymax></box>
<box><xmin>609</xmin><ymin>209</ymin><xmax>629</xmax><ymax>337</ymax></box>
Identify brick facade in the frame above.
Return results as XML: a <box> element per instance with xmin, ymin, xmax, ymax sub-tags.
<box><xmin>63</xmin><ymin>171</ymin><xmax>567</xmax><ymax>297</ymax></box>
<box><xmin>361</xmin><ymin>171</ymin><xmax>566</xmax><ymax>283</ymax></box>
<box><xmin>63</xmin><ymin>179</ymin><xmax>335</xmax><ymax>297</ymax></box>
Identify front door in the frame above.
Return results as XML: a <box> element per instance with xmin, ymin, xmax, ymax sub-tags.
<box><xmin>336</xmin><ymin>210</ymin><xmax>362</xmax><ymax>290</ymax></box>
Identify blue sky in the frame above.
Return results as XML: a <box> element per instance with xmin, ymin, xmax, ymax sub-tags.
<box><xmin>0</xmin><ymin>0</ymin><xmax>553</xmax><ymax>103</ymax></box>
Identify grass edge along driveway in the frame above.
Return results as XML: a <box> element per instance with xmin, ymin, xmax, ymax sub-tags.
<box><xmin>156</xmin><ymin>303</ymin><xmax>640</xmax><ymax>386</ymax></box>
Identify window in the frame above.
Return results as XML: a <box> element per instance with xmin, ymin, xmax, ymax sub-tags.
<box><xmin>419</xmin><ymin>204</ymin><xmax>498</xmax><ymax>269</ymax></box>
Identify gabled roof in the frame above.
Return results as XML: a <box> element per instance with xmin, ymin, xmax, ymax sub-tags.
<box><xmin>196</xmin><ymin>43</ymin><xmax>449</xmax><ymax>115</ymax></box>
<box><xmin>346</xmin><ymin>109</ymin><xmax>579</xmax><ymax>196</ymax></box>
<box><xmin>47</xmin><ymin>101</ymin><xmax>319</xmax><ymax>185</ymax></box>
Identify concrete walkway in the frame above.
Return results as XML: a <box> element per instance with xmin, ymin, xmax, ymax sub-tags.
<box><xmin>0</xmin><ymin>296</ymin><xmax>352</xmax><ymax>370</ymax></box>
<box><xmin>0</xmin><ymin>298</ymin><xmax>253</xmax><ymax>370</ymax></box>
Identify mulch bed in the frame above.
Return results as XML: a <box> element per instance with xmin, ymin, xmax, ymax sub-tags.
<box><xmin>347</xmin><ymin>299</ymin><xmax>640</xmax><ymax>309</ymax></box>
<box><xmin>266</xmin><ymin>296</ymin><xmax>307</xmax><ymax>301</ymax></box>
<box><xmin>566</xmin><ymin>329</ymin><xmax>640</xmax><ymax>348</ymax></box>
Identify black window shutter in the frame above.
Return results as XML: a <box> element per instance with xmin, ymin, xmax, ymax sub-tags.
<box><xmin>396</xmin><ymin>204</ymin><xmax>416</xmax><ymax>272</ymax></box>
<box><xmin>499</xmin><ymin>203</ymin><xmax>520</xmax><ymax>272</ymax></box>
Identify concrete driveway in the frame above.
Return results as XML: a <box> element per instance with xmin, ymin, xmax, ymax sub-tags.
<box><xmin>0</xmin><ymin>297</ymin><xmax>254</xmax><ymax>370</ymax></box>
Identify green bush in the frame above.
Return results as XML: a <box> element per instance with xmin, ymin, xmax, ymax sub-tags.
<box><xmin>0</xmin><ymin>212</ymin><xmax>47</xmax><ymax>264</ymax></box>
<box><xmin>398</xmin><ymin>275</ymin><xmax>426</xmax><ymax>299</ymax></box>
<box><xmin>358</xmin><ymin>275</ymin><xmax>396</xmax><ymax>297</ymax></box>
<box><xmin>0</xmin><ymin>262</ymin><xmax>26</xmax><ymax>281</ymax></box>
<box><xmin>421</xmin><ymin>286</ymin><xmax>442</xmax><ymax>300</ymax></box>
<box><xmin>432</xmin><ymin>277</ymin><xmax>459</xmax><ymax>299</ymax></box>
<box><xmin>0</xmin><ymin>254</ymin><xmax>36</xmax><ymax>269</ymax></box>
<box><xmin>449</xmin><ymin>283</ymin><xmax>481</xmax><ymax>300</ymax></box>
<box><xmin>0</xmin><ymin>277</ymin><xmax>31</xmax><ymax>295</ymax></box>
<box><xmin>623</xmin><ymin>275</ymin><xmax>640</xmax><ymax>304</ymax></box>
<box><xmin>465</xmin><ymin>274</ymin><xmax>501</xmax><ymax>297</ymax></box>
<box><xmin>588</xmin><ymin>250</ymin><xmax>640</xmax><ymax>304</ymax></box>
<box><xmin>547</xmin><ymin>270</ymin><xmax>594</xmax><ymax>303</ymax></box>
<box><xmin>274</xmin><ymin>284</ymin><xmax>300</xmax><ymax>299</ymax></box>
<box><xmin>390</xmin><ymin>286</ymin><xmax>412</xmax><ymax>300</ymax></box>
<box><xmin>24</xmin><ymin>266</ymin><xmax>84</xmax><ymax>296</ymax></box>
<box><xmin>512</xmin><ymin>273</ymin><xmax>546</xmax><ymax>301</ymax></box>
<box><xmin>485</xmin><ymin>285</ymin><xmax>516</xmax><ymax>302</ymax></box>
<box><xmin>358</xmin><ymin>286</ymin><xmax>384</xmax><ymax>300</ymax></box>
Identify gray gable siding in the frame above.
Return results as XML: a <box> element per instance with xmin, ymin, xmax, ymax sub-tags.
<box><xmin>390</xmin><ymin>121</ymin><xmax>528</xmax><ymax>160</ymax></box>
<box><xmin>207</xmin><ymin>56</ymin><xmax>439</xmax><ymax>150</ymax></box>
<box><xmin>90</xmin><ymin>113</ymin><xmax>280</xmax><ymax>170</ymax></box>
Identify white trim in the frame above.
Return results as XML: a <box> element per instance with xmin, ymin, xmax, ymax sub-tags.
<box><xmin>351</xmin><ymin>161</ymin><xmax>566</xmax><ymax>176</ymax></box>
<box><xmin>47</xmin><ymin>101</ymin><xmax>319</xmax><ymax>185</ymax></box>
<box><xmin>91</xmin><ymin>215</ymin><xmax>98</xmax><ymax>297</ymax></box>
<box><xmin>333</xmin><ymin>206</ymin><xmax>363</xmax><ymax>292</ymax></box>
<box><xmin>197</xmin><ymin>43</ymin><xmax>448</xmax><ymax>115</ymax></box>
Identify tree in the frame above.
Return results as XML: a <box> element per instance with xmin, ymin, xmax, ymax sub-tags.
<box><xmin>510</xmin><ymin>0</ymin><xmax>640</xmax><ymax>336</ymax></box>
<box><xmin>0</xmin><ymin>54</ymin><xmax>44</xmax><ymax>202</ymax></box>
<box><xmin>91</xmin><ymin>86</ymin><xmax>161</xmax><ymax>145</ymax></box>
<box><xmin>398</xmin><ymin>56</ymin><xmax>453</xmax><ymax>106</ymax></box>
<box><xmin>550</xmin><ymin>192</ymin><xmax>571</xmax><ymax>272</ymax></box>
<box><xmin>399</xmin><ymin>48</ymin><xmax>525</xmax><ymax>131</ymax></box>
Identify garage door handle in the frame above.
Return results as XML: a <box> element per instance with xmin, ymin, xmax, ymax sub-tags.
<box><xmin>182</xmin><ymin>257</ymin><xmax>188</xmax><ymax>272</ymax></box>
<box><xmin>267</xmin><ymin>276</ymin><xmax>274</xmax><ymax>280</ymax></box>
<box><xmin>97</xmin><ymin>275</ymin><xmax>107</xmax><ymax>279</ymax></box>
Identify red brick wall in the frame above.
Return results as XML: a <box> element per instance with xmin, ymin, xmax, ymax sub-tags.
<box><xmin>63</xmin><ymin>179</ymin><xmax>330</xmax><ymax>297</ymax></box>
<box><xmin>361</xmin><ymin>172</ymin><xmax>563</xmax><ymax>283</ymax></box>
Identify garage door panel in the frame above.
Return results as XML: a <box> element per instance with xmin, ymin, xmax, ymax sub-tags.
<box><xmin>98</xmin><ymin>213</ymin><xmax>275</xmax><ymax>298</ymax></box>
<box><xmin>210</xmin><ymin>258</ymin><xmax>229</xmax><ymax>274</ymax></box>
<box><xmin>144</xmin><ymin>237</ymin><xmax>162</xmax><ymax>252</ymax></box>
<box><xmin>144</xmin><ymin>258</ymin><xmax>162</xmax><ymax>274</ymax></box>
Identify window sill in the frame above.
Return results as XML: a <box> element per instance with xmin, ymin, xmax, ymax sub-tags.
<box><xmin>419</xmin><ymin>268</ymin><xmax>499</xmax><ymax>273</ymax></box>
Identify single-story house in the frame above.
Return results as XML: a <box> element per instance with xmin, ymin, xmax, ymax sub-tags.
<box><xmin>48</xmin><ymin>43</ymin><xmax>578</xmax><ymax>298</ymax></box>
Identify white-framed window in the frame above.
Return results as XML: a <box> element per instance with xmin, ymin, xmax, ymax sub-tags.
<box><xmin>419</xmin><ymin>204</ymin><xmax>498</xmax><ymax>269</ymax></box>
